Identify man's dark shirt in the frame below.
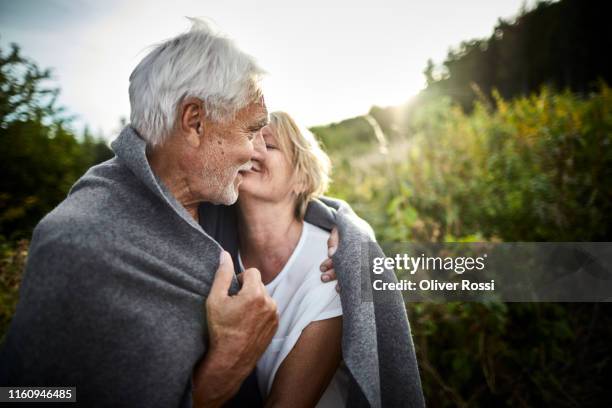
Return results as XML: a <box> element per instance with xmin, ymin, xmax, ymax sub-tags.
<box><xmin>198</xmin><ymin>202</ymin><xmax>263</xmax><ymax>408</ymax></box>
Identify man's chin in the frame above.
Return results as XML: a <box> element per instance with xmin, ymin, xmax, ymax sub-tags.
<box><xmin>205</xmin><ymin>179</ymin><xmax>240</xmax><ymax>206</ymax></box>
<box><xmin>215</xmin><ymin>186</ymin><xmax>239</xmax><ymax>206</ymax></box>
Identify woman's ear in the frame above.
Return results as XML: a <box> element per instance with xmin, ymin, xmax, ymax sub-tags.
<box><xmin>180</xmin><ymin>98</ymin><xmax>205</xmax><ymax>148</ymax></box>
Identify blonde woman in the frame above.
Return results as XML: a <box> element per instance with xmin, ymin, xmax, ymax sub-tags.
<box><xmin>236</xmin><ymin>112</ymin><xmax>348</xmax><ymax>407</ymax></box>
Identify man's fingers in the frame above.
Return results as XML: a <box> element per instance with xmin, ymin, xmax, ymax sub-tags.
<box><xmin>240</xmin><ymin>267</ymin><xmax>264</xmax><ymax>292</ymax></box>
<box><xmin>209</xmin><ymin>251</ymin><xmax>235</xmax><ymax>297</ymax></box>
<box><xmin>327</xmin><ymin>227</ymin><xmax>339</xmax><ymax>257</ymax></box>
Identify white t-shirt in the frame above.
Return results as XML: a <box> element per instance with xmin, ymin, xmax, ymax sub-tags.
<box><xmin>238</xmin><ymin>221</ymin><xmax>349</xmax><ymax>407</ymax></box>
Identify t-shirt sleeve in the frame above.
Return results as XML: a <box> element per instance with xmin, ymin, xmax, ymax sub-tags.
<box><xmin>304</xmin><ymin>278</ymin><xmax>343</xmax><ymax>322</ymax></box>
<box><xmin>265</xmin><ymin>274</ymin><xmax>343</xmax><ymax>394</ymax></box>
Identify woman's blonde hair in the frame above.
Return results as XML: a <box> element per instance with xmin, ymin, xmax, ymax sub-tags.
<box><xmin>269</xmin><ymin>111</ymin><xmax>331</xmax><ymax>219</ymax></box>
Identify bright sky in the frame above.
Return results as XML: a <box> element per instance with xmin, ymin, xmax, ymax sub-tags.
<box><xmin>0</xmin><ymin>0</ymin><xmax>529</xmax><ymax>139</ymax></box>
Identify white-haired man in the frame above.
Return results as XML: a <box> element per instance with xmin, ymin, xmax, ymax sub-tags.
<box><xmin>0</xmin><ymin>20</ymin><xmax>339</xmax><ymax>407</ymax></box>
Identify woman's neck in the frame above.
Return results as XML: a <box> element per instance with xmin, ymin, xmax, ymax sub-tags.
<box><xmin>237</xmin><ymin>197</ymin><xmax>303</xmax><ymax>285</ymax></box>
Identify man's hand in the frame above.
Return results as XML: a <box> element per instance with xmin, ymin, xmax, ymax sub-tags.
<box><xmin>319</xmin><ymin>227</ymin><xmax>340</xmax><ymax>292</ymax></box>
<box><xmin>193</xmin><ymin>251</ymin><xmax>279</xmax><ymax>408</ymax></box>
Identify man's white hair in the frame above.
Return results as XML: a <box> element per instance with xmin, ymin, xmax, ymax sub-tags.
<box><xmin>129</xmin><ymin>18</ymin><xmax>265</xmax><ymax>146</ymax></box>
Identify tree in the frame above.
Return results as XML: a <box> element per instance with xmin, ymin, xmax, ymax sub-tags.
<box><xmin>0</xmin><ymin>44</ymin><xmax>112</xmax><ymax>240</ymax></box>
<box><xmin>425</xmin><ymin>0</ymin><xmax>612</xmax><ymax>109</ymax></box>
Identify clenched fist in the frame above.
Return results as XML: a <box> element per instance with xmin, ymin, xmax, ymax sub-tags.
<box><xmin>193</xmin><ymin>251</ymin><xmax>279</xmax><ymax>407</ymax></box>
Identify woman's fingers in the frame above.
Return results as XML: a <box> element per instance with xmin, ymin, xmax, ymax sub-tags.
<box><xmin>319</xmin><ymin>257</ymin><xmax>333</xmax><ymax>272</ymax></box>
<box><xmin>321</xmin><ymin>268</ymin><xmax>336</xmax><ymax>283</ymax></box>
<box><xmin>320</xmin><ymin>227</ymin><xmax>340</xmax><ymax>283</ymax></box>
<box><xmin>327</xmin><ymin>227</ymin><xmax>339</xmax><ymax>257</ymax></box>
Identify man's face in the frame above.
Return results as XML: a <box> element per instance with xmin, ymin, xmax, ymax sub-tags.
<box><xmin>193</xmin><ymin>99</ymin><xmax>269</xmax><ymax>205</ymax></box>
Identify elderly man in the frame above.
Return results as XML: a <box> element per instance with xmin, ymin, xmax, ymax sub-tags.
<box><xmin>0</xmin><ymin>20</ymin><xmax>339</xmax><ymax>407</ymax></box>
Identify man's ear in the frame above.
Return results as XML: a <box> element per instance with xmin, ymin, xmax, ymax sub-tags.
<box><xmin>180</xmin><ymin>98</ymin><xmax>205</xmax><ymax>148</ymax></box>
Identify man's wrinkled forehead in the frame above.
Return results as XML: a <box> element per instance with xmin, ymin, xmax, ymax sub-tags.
<box><xmin>238</xmin><ymin>95</ymin><xmax>268</xmax><ymax>131</ymax></box>
<box><xmin>259</xmin><ymin>95</ymin><xmax>268</xmax><ymax>115</ymax></box>
<box><xmin>254</xmin><ymin>94</ymin><xmax>269</xmax><ymax>125</ymax></box>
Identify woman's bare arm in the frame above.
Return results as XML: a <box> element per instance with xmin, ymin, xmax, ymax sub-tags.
<box><xmin>265</xmin><ymin>316</ymin><xmax>343</xmax><ymax>408</ymax></box>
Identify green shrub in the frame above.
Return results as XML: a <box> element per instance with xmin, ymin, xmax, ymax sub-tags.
<box><xmin>324</xmin><ymin>86</ymin><xmax>612</xmax><ymax>406</ymax></box>
<box><xmin>0</xmin><ymin>238</ymin><xmax>27</xmax><ymax>343</ymax></box>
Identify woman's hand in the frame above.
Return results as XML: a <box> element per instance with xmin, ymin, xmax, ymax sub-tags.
<box><xmin>320</xmin><ymin>227</ymin><xmax>340</xmax><ymax>292</ymax></box>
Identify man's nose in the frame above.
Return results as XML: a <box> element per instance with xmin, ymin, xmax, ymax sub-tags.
<box><xmin>251</xmin><ymin>130</ymin><xmax>267</xmax><ymax>161</ymax></box>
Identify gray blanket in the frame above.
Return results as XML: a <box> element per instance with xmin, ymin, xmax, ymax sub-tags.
<box><xmin>305</xmin><ymin>198</ymin><xmax>424</xmax><ymax>408</ymax></box>
<box><xmin>0</xmin><ymin>125</ymin><xmax>424</xmax><ymax>407</ymax></box>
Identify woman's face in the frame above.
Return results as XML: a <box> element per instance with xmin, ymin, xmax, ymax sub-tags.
<box><xmin>239</xmin><ymin>124</ymin><xmax>298</xmax><ymax>204</ymax></box>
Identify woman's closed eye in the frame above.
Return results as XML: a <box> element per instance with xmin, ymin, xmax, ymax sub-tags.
<box><xmin>266</xmin><ymin>144</ymin><xmax>277</xmax><ymax>150</ymax></box>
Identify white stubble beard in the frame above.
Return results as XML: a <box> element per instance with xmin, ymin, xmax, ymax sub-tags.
<box><xmin>207</xmin><ymin>161</ymin><xmax>252</xmax><ymax>205</ymax></box>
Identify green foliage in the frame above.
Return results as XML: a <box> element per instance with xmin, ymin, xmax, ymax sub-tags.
<box><xmin>410</xmin><ymin>302</ymin><xmax>612</xmax><ymax>407</ymax></box>
<box><xmin>409</xmin><ymin>86</ymin><xmax>611</xmax><ymax>241</ymax></box>
<box><xmin>311</xmin><ymin>116</ymin><xmax>376</xmax><ymax>155</ymax></box>
<box><xmin>0</xmin><ymin>44</ymin><xmax>113</xmax><ymax>240</ymax></box>
<box><xmin>322</xmin><ymin>85</ymin><xmax>612</xmax><ymax>406</ymax></box>
<box><xmin>0</xmin><ymin>238</ymin><xmax>27</xmax><ymax>344</ymax></box>
<box><xmin>327</xmin><ymin>85</ymin><xmax>612</xmax><ymax>243</ymax></box>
